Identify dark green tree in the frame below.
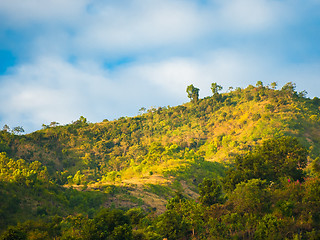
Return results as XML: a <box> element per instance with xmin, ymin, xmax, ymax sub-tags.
<box><xmin>50</xmin><ymin>121</ymin><xmax>60</xmax><ymax>127</ymax></box>
<box><xmin>125</xmin><ymin>208</ymin><xmax>145</xmax><ymax>226</ymax></box>
<box><xmin>256</xmin><ymin>81</ymin><xmax>263</xmax><ymax>87</ymax></box>
<box><xmin>198</xmin><ymin>178</ymin><xmax>224</xmax><ymax>206</ymax></box>
<box><xmin>211</xmin><ymin>83</ymin><xmax>223</xmax><ymax>96</ymax></box>
<box><xmin>186</xmin><ymin>84</ymin><xmax>200</xmax><ymax>103</ymax></box>
<box><xmin>281</xmin><ymin>82</ymin><xmax>296</xmax><ymax>96</ymax></box>
<box><xmin>224</xmin><ymin>136</ymin><xmax>308</xmax><ymax>190</ymax></box>
<box><xmin>2</xmin><ymin>125</ymin><xmax>10</xmax><ymax>132</ymax></box>
<box><xmin>86</xmin><ymin>208</ymin><xmax>132</xmax><ymax>240</ymax></box>
<box><xmin>12</xmin><ymin>126</ymin><xmax>24</xmax><ymax>135</ymax></box>
<box><xmin>311</xmin><ymin>157</ymin><xmax>320</xmax><ymax>175</ymax></box>
<box><xmin>254</xmin><ymin>214</ymin><xmax>285</xmax><ymax>240</ymax></box>
<box><xmin>155</xmin><ymin>208</ymin><xmax>190</xmax><ymax>240</ymax></box>
<box><xmin>270</xmin><ymin>82</ymin><xmax>277</xmax><ymax>89</ymax></box>
<box><xmin>302</xmin><ymin>177</ymin><xmax>320</xmax><ymax>225</ymax></box>
<box><xmin>298</xmin><ymin>90</ymin><xmax>308</xmax><ymax>98</ymax></box>
<box><xmin>0</xmin><ymin>225</ymin><xmax>26</xmax><ymax>240</ymax></box>
<box><xmin>228</xmin><ymin>179</ymin><xmax>271</xmax><ymax>215</ymax></box>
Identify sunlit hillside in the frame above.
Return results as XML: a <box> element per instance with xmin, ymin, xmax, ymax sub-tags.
<box><xmin>1</xmin><ymin>82</ymin><xmax>320</xmax><ymax>239</ymax></box>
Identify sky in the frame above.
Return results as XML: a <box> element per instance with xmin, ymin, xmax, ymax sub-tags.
<box><xmin>0</xmin><ymin>0</ymin><xmax>320</xmax><ymax>133</ymax></box>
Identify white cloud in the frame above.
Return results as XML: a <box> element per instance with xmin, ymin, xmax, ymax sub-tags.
<box><xmin>0</xmin><ymin>0</ymin><xmax>87</xmax><ymax>27</ymax></box>
<box><xmin>0</xmin><ymin>0</ymin><xmax>292</xmax><ymax>58</ymax></box>
<box><xmin>1</xmin><ymin>49</ymin><xmax>320</xmax><ymax>132</ymax></box>
<box><xmin>0</xmin><ymin>0</ymin><xmax>320</xmax><ymax>132</ymax></box>
<box><xmin>0</xmin><ymin>57</ymin><xmax>109</xmax><ymax>130</ymax></box>
<box><xmin>215</xmin><ymin>0</ymin><xmax>287</xmax><ymax>32</ymax></box>
<box><xmin>0</xmin><ymin>56</ymin><xmax>179</xmax><ymax>131</ymax></box>
<box><xmin>74</xmin><ymin>0</ymin><xmax>206</xmax><ymax>56</ymax></box>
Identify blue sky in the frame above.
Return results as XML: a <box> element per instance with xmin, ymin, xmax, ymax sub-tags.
<box><xmin>0</xmin><ymin>0</ymin><xmax>320</xmax><ymax>133</ymax></box>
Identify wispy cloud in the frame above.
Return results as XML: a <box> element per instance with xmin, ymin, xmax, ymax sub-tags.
<box><xmin>0</xmin><ymin>0</ymin><xmax>319</xmax><ymax>132</ymax></box>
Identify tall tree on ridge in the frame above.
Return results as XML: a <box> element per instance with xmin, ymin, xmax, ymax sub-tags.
<box><xmin>186</xmin><ymin>84</ymin><xmax>199</xmax><ymax>103</ymax></box>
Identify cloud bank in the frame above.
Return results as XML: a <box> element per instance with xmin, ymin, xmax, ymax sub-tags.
<box><xmin>0</xmin><ymin>0</ymin><xmax>319</xmax><ymax>132</ymax></box>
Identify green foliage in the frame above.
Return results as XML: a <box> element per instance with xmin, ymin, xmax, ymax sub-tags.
<box><xmin>0</xmin><ymin>225</ymin><xmax>26</xmax><ymax>240</ymax></box>
<box><xmin>12</xmin><ymin>126</ymin><xmax>24</xmax><ymax>135</ymax></box>
<box><xmin>211</xmin><ymin>82</ymin><xmax>223</xmax><ymax>96</ymax></box>
<box><xmin>254</xmin><ymin>214</ymin><xmax>285</xmax><ymax>240</ymax></box>
<box><xmin>256</xmin><ymin>81</ymin><xmax>264</xmax><ymax>87</ymax></box>
<box><xmin>125</xmin><ymin>208</ymin><xmax>146</xmax><ymax>226</ymax></box>
<box><xmin>186</xmin><ymin>84</ymin><xmax>199</xmax><ymax>103</ymax></box>
<box><xmin>270</xmin><ymin>82</ymin><xmax>277</xmax><ymax>89</ymax></box>
<box><xmin>311</xmin><ymin>157</ymin><xmax>320</xmax><ymax>175</ymax></box>
<box><xmin>228</xmin><ymin>179</ymin><xmax>271</xmax><ymax>215</ymax></box>
<box><xmin>0</xmin><ymin>153</ymin><xmax>49</xmax><ymax>186</ymax></box>
<box><xmin>143</xmin><ymin>184</ymin><xmax>172</xmax><ymax>198</ymax></box>
<box><xmin>155</xmin><ymin>210</ymin><xmax>188</xmax><ymax>239</ymax></box>
<box><xmin>198</xmin><ymin>178</ymin><xmax>224</xmax><ymax>206</ymax></box>
<box><xmin>281</xmin><ymin>82</ymin><xmax>296</xmax><ymax>94</ymax></box>
<box><xmin>302</xmin><ymin>177</ymin><xmax>320</xmax><ymax>224</ymax></box>
<box><xmin>2</xmin><ymin>82</ymin><xmax>317</xmax><ymax>187</ymax></box>
<box><xmin>2</xmin><ymin>82</ymin><xmax>320</xmax><ymax>239</ymax></box>
<box><xmin>87</xmin><ymin>208</ymin><xmax>132</xmax><ymax>240</ymax></box>
<box><xmin>265</xmin><ymin>103</ymin><xmax>275</xmax><ymax>112</ymax></box>
<box><xmin>224</xmin><ymin>136</ymin><xmax>308</xmax><ymax>190</ymax></box>
<box><xmin>71</xmin><ymin>170</ymin><xmax>85</xmax><ymax>185</ymax></box>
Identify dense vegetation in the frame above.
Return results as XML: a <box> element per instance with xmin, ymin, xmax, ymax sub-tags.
<box><xmin>1</xmin><ymin>81</ymin><xmax>320</xmax><ymax>239</ymax></box>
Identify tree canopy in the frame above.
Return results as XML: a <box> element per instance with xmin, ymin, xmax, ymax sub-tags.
<box><xmin>186</xmin><ymin>84</ymin><xmax>199</xmax><ymax>103</ymax></box>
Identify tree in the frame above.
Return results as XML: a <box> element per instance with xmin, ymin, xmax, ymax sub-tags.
<box><xmin>85</xmin><ymin>208</ymin><xmax>132</xmax><ymax>240</ymax></box>
<box><xmin>228</xmin><ymin>179</ymin><xmax>270</xmax><ymax>214</ymax></box>
<box><xmin>302</xmin><ymin>178</ymin><xmax>320</xmax><ymax>225</ymax></box>
<box><xmin>211</xmin><ymin>83</ymin><xmax>223</xmax><ymax>96</ymax></box>
<box><xmin>2</xmin><ymin>125</ymin><xmax>10</xmax><ymax>132</ymax></box>
<box><xmin>186</xmin><ymin>84</ymin><xmax>199</xmax><ymax>103</ymax></box>
<box><xmin>138</xmin><ymin>107</ymin><xmax>146</xmax><ymax>115</ymax></box>
<box><xmin>0</xmin><ymin>225</ymin><xmax>27</xmax><ymax>240</ymax></box>
<box><xmin>270</xmin><ymin>82</ymin><xmax>277</xmax><ymax>89</ymax></box>
<box><xmin>12</xmin><ymin>126</ymin><xmax>24</xmax><ymax>135</ymax></box>
<box><xmin>155</xmin><ymin>207</ymin><xmax>190</xmax><ymax>239</ymax></box>
<box><xmin>73</xmin><ymin>116</ymin><xmax>88</xmax><ymax>126</ymax></box>
<box><xmin>257</xmin><ymin>136</ymin><xmax>308</xmax><ymax>180</ymax></box>
<box><xmin>281</xmin><ymin>82</ymin><xmax>296</xmax><ymax>96</ymax></box>
<box><xmin>224</xmin><ymin>136</ymin><xmax>308</xmax><ymax>190</ymax></box>
<box><xmin>49</xmin><ymin>121</ymin><xmax>59</xmax><ymax>127</ymax></box>
<box><xmin>256</xmin><ymin>81</ymin><xmax>263</xmax><ymax>87</ymax></box>
<box><xmin>255</xmin><ymin>214</ymin><xmax>284</xmax><ymax>239</ymax></box>
<box><xmin>311</xmin><ymin>157</ymin><xmax>320</xmax><ymax>175</ymax></box>
<box><xmin>198</xmin><ymin>178</ymin><xmax>224</xmax><ymax>206</ymax></box>
<box><xmin>298</xmin><ymin>90</ymin><xmax>308</xmax><ymax>98</ymax></box>
<box><xmin>72</xmin><ymin>170</ymin><xmax>84</xmax><ymax>185</ymax></box>
<box><xmin>125</xmin><ymin>208</ymin><xmax>145</xmax><ymax>226</ymax></box>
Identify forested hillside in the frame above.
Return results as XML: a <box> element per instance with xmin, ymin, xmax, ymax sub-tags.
<box><xmin>1</xmin><ymin>82</ymin><xmax>320</xmax><ymax>239</ymax></box>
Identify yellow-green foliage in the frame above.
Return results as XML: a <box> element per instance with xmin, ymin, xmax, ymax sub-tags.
<box><xmin>2</xmin><ymin>83</ymin><xmax>320</xmax><ymax>238</ymax></box>
<box><xmin>0</xmin><ymin>152</ymin><xmax>49</xmax><ymax>186</ymax></box>
<box><xmin>1</xmin><ymin>83</ymin><xmax>320</xmax><ymax>188</ymax></box>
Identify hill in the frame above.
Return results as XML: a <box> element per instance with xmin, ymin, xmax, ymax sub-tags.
<box><xmin>1</xmin><ymin>81</ymin><xmax>320</xmax><ymax>239</ymax></box>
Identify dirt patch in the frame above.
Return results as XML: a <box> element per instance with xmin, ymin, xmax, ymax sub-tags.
<box><xmin>122</xmin><ymin>174</ymin><xmax>172</xmax><ymax>186</ymax></box>
<box><xmin>129</xmin><ymin>188</ymin><xmax>167</xmax><ymax>214</ymax></box>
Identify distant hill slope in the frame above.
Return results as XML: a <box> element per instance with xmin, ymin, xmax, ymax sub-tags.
<box><xmin>1</xmin><ymin>82</ymin><xmax>320</xmax><ymax>226</ymax></box>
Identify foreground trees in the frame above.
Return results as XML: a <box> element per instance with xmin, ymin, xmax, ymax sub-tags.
<box><xmin>224</xmin><ymin>136</ymin><xmax>308</xmax><ymax>191</ymax></box>
<box><xmin>1</xmin><ymin>135</ymin><xmax>320</xmax><ymax>239</ymax></box>
<box><xmin>198</xmin><ymin>178</ymin><xmax>224</xmax><ymax>206</ymax></box>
